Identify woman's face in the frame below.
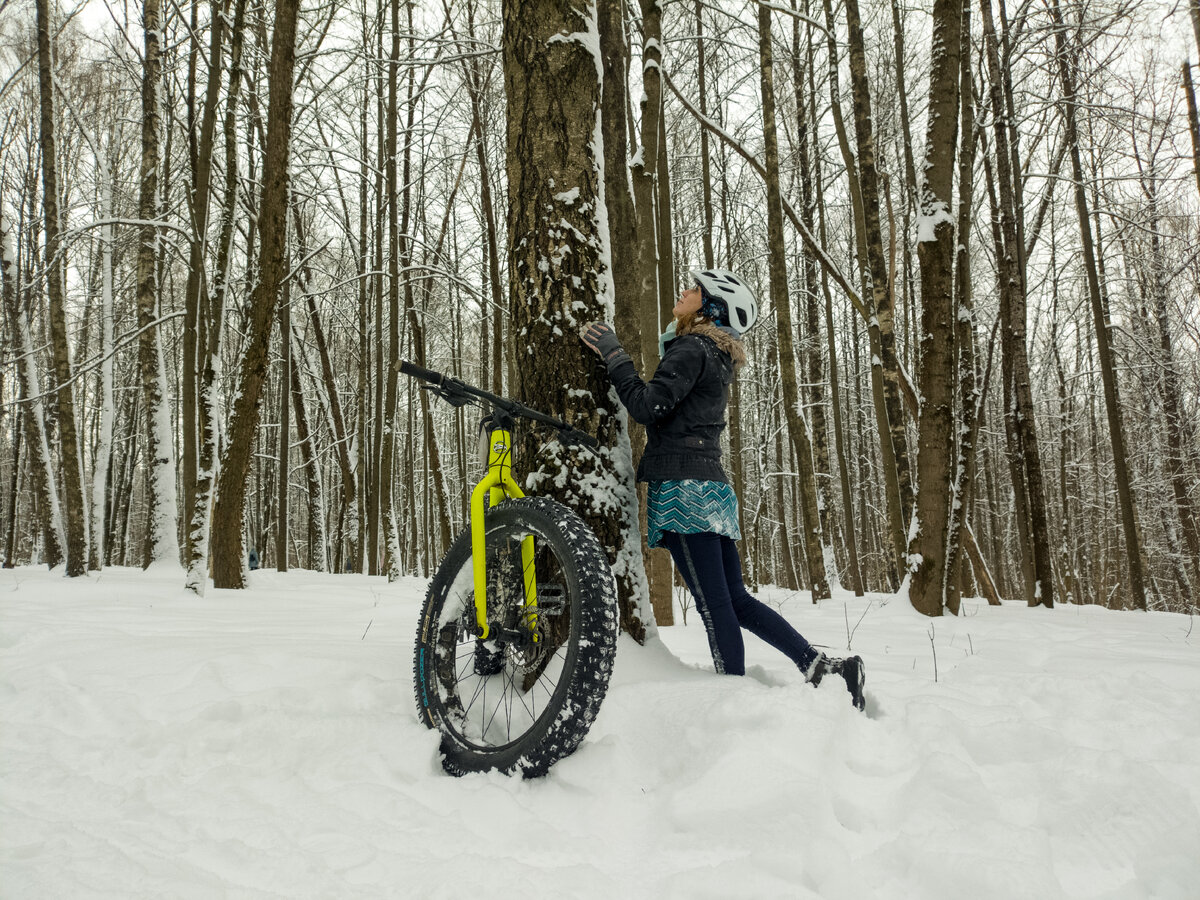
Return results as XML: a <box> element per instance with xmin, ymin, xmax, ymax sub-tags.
<box><xmin>674</xmin><ymin>284</ymin><xmax>703</xmax><ymax>318</ymax></box>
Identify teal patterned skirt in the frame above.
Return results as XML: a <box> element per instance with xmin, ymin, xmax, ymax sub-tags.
<box><xmin>647</xmin><ymin>479</ymin><xmax>742</xmax><ymax>549</ymax></box>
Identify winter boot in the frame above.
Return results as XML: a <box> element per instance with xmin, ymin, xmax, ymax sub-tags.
<box><xmin>806</xmin><ymin>653</ymin><xmax>866</xmax><ymax>712</ymax></box>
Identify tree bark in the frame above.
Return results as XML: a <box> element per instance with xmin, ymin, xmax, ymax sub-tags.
<box><xmin>135</xmin><ymin>0</ymin><xmax>181</xmax><ymax>568</ymax></box>
<box><xmin>943</xmin><ymin>0</ymin><xmax>980</xmax><ymax>614</ymax></box>
<box><xmin>276</xmin><ymin>274</ymin><xmax>291</xmax><ymax>572</ymax></box>
<box><xmin>35</xmin><ymin>0</ymin><xmax>87</xmax><ymax>575</ymax></box>
<box><xmin>503</xmin><ymin>0</ymin><xmax>648</xmax><ymax>639</ymax></box>
<box><xmin>980</xmin><ymin>0</ymin><xmax>1054</xmax><ymax>607</ymax></box>
<box><xmin>599</xmin><ymin>0</ymin><xmax>674</xmax><ymax>625</ymax></box>
<box><xmin>182</xmin><ymin>0</ymin><xmax>229</xmax><ymax>563</ymax></box>
<box><xmin>908</xmin><ymin>0</ymin><xmax>961</xmax><ymax>617</ymax></box>
<box><xmin>845</xmin><ymin>0</ymin><xmax>914</xmax><ymax>552</ymax></box>
<box><xmin>211</xmin><ymin>0</ymin><xmax>301</xmax><ymax>588</ymax></box>
<box><xmin>2</xmin><ymin>212</ymin><xmax>64</xmax><ymax>568</ymax></box>
<box><xmin>819</xmin><ymin>0</ymin><xmax>904</xmax><ymax>585</ymax></box>
<box><xmin>289</xmin><ymin>324</ymin><xmax>327</xmax><ymax>572</ymax></box>
<box><xmin>186</xmin><ymin>0</ymin><xmax>246</xmax><ymax>593</ymax></box>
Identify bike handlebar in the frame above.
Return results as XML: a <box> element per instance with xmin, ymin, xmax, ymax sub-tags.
<box><xmin>397</xmin><ymin>360</ymin><xmax>599</xmax><ymax>450</ymax></box>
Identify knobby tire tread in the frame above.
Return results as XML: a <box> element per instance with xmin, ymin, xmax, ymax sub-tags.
<box><xmin>413</xmin><ymin>497</ymin><xmax>618</xmax><ymax>778</ymax></box>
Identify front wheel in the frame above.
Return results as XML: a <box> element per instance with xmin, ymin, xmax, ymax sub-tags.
<box><xmin>413</xmin><ymin>497</ymin><xmax>618</xmax><ymax>777</ymax></box>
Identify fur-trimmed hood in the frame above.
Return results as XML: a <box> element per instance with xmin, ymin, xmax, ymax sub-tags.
<box><xmin>676</xmin><ymin>319</ymin><xmax>747</xmax><ymax>369</ymax></box>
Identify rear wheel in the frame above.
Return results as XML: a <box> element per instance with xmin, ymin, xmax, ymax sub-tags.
<box><xmin>413</xmin><ymin>497</ymin><xmax>618</xmax><ymax>777</ymax></box>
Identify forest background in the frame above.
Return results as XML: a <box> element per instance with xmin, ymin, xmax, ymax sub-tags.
<box><xmin>1</xmin><ymin>0</ymin><xmax>1198</xmax><ymax>626</ymax></box>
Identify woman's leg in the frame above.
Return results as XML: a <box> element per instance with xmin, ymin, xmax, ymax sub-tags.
<box><xmin>719</xmin><ymin>537</ymin><xmax>820</xmax><ymax>673</ymax></box>
<box><xmin>661</xmin><ymin>531</ymin><xmax>745</xmax><ymax>675</ymax></box>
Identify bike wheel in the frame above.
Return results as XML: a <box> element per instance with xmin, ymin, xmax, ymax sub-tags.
<box><xmin>413</xmin><ymin>496</ymin><xmax>618</xmax><ymax>778</ymax></box>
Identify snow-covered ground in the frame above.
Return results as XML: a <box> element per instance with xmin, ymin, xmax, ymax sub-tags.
<box><xmin>1</xmin><ymin>565</ymin><xmax>1197</xmax><ymax>899</ymax></box>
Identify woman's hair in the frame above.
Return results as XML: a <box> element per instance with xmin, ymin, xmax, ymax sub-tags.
<box><xmin>675</xmin><ymin>309</ymin><xmax>712</xmax><ymax>335</ymax></box>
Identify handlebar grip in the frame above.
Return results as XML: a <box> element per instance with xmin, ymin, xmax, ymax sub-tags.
<box><xmin>397</xmin><ymin>360</ymin><xmax>443</xmax><ymax>383</ymax></box>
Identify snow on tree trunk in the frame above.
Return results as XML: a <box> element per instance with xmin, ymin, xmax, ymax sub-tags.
<box><xmin>136</xmin><ymin>0</ymin><xmax>180</xmax><ymax>569</ymax></box>
<box><xmin>502</xmin><ymin>0</ymin><xmax>650</xmax><ymax>639</ymax></box>
<box><xmin>35</xmin><ymin>0</ymin><xmax>87</xmax><ymax>576</ymax></box>
<box><xmin>1</xmin><ymin>212</ymin><xmax>65</xmax><ymax>567</ymax></box>
<box><xmin>908</xmin><ymin>0</ymin><xmax>962</xmax><ymax>617</ymax></box>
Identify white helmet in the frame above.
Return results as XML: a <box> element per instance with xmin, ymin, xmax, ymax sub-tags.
<box><xmin>691</xmin><ymin>268</ymin><xmax>759</xmax><ymax>332</ymax></box>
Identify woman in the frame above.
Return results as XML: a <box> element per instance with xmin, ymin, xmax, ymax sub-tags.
<box><xmin>581</xmin><ymin>268</ymin><xmax>865</xmax><ymax>710</ymax></box>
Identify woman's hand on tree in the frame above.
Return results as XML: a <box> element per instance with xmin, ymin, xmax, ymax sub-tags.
<box><xmin>580</xmin><ymin>322</ymin><xmax>626</xmax><ymax>364</ymax></box>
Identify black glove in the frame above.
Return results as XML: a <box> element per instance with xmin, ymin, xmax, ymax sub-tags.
<box><xmin>580</xmin><ymin>322</ymin><xmax>627</xmax><ymax>365</ymax></box>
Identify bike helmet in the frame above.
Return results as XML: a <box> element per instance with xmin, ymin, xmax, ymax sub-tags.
<box><xmin>690</xmin><ymin>268</ymin><xmax>759</xmax><ymax>332</ymax></box>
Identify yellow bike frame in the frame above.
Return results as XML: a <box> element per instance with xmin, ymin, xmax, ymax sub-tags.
<box><xmin>469</xmin><ymin>426</ymin><xmax>538</xmax><ymax>640</ymax></box>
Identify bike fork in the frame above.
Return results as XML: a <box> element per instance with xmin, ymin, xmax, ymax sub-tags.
<box><xmin>470</xmin><ymin>427</ymin><xmax>538</xmax><ymax>640</ymax></box>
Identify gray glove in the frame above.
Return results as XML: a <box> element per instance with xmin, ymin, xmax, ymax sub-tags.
<box><xmin>580</xmin><ymin>322</ymin><xmax>627</xmax><ymax>365</ymax></box>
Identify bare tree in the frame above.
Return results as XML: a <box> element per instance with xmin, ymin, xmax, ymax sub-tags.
<box><xmin>211</xmin><ymin>0</ymin><xmax>301</xmax><ymax>588</ymax></box>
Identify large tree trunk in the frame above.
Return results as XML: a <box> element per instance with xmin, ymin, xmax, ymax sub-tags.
<box><xmin>758</xmin><ymin>4</ymin><xmax>829</xmax><ymax>601</ymax></box>
<box><xmin>908</xmin><ymin>0</ymin><xmax>962</xmax><ymax>617</ymax></box>
<box><xmin>943</xmin><ymin>0</ymin><xmax>982</xmax><ymax>614</ymax></box>
<box><xmin>185</xmin><ymin>0</ymin><xmax>246</xmax><ymax>593</ymax></box>
<box><xmin>35</xmin><ymin>0</ymin><xmax>87</xmax><ymax>576</ymax></box>
<box><xmin>1049</xmin><ymin>0</ymin><xmax>1144</xmax><ymax>609</ymax></box>
<box><xmin>181</xmin><ymin>0</ymin><xmax>229</xmax><ymax>563</ymax></box>
<box><xmin>503</xmin><ymin>0</ymin><xmax>648</xmax><ymax>639</ymax></box>
<box><xmin>211</xmin><ymin>0</ymin><xmax>301</xmax><ymax>589</ymax></box>
<box><xmin>135</xmin><ymin>0</ymin><xmax>181</xmax><ymax>568</ymax></box>
<box><xmin>598</xmin><ymin>0</ymin><xmax>673</xmax><ymax>625</ymax></box>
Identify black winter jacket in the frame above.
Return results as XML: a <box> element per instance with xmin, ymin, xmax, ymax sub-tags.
<box><xmin>605</xmin><ymin>322</ymin><xmax>745</xmax><ymax>483</ymax></box>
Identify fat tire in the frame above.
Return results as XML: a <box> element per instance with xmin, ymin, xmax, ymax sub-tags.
<box><xmin>413</xmin><ymin>497</ymin><xmax>618</xmax><ymax>778</ymax></box>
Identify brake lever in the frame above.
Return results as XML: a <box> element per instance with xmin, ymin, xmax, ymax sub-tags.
<box><xmin>420</xmin><ymin>383</ymin><xmax>475</xmax><ymax>409</ymax></box>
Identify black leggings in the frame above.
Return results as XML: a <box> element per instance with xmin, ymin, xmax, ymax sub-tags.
<box><xmin>661</xmin><ymin>531</ymin><xmax>819</xmax><ymax>676</ymax></box>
